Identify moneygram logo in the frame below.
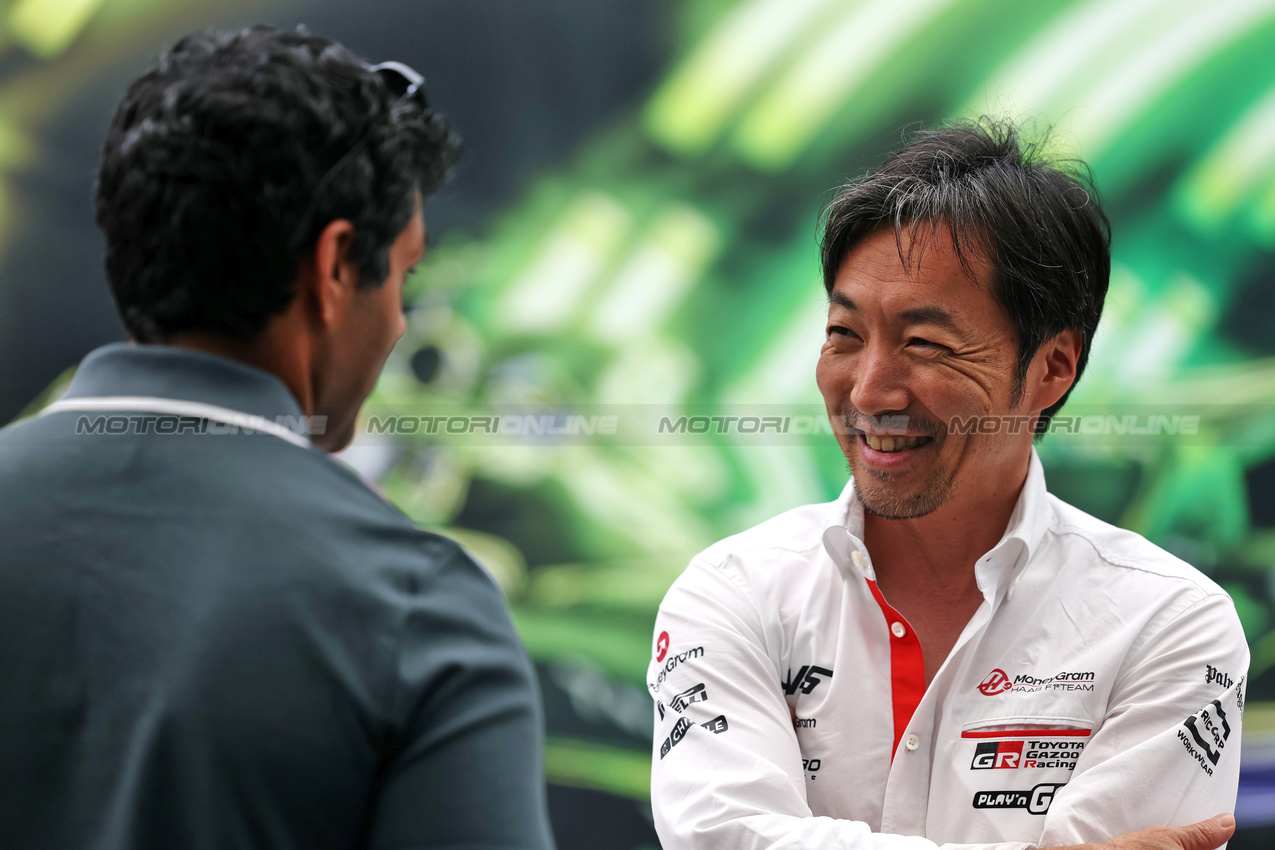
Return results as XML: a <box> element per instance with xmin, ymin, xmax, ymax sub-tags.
<box><xmin>648</xmin><ymin>646</ymin><xmax>705</xmax><ymax>693</ymax></box>
<box><xmin>656</xmin><ymin>631</ymin><xmax>669</xmax><ymax>662</ymax></box>
<box><xmin>979</xmin><ymin>669</ymin><xmax>1012</xmax><ymax>696</ymax></box>
<box><xmin>979</xmin><ymin>668</ymin><xmax>1096</xmax><ymax>695</ymax></box>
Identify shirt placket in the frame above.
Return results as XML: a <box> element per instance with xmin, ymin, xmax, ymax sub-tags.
<box><xmin>862</xmin><ymin>545</ymin><xmax>1009</xmax><ymax>836</ymax></box>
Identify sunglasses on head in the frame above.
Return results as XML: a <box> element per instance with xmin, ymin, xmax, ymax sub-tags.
<box><xmin>288</xmin><ymin>59</ymin><xmax>429</xmax><ymax>249</ymax></box>
<box><xmin>369</xmin><ymin>61</ymin><xmax>428</xmax><ymax>108</ymax></box>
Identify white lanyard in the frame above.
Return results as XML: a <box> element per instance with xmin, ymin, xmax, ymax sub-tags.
<box><xmin>39</xmin><ymin>396</ymin><xmax>312</xmax><ymax>449</ymax></box>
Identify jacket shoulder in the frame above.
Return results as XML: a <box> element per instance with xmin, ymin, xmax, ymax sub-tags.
<box><xmin>1045</xmin><ymin>493</ymin><xmax>1228</xmax><ymax>600</ymax></box>
<box><xmin>690</xmin><ymin>496</ymin><xmax>842</xmax><ymax>591</ymax></box>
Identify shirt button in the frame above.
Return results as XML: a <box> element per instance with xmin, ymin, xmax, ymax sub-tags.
<box><xmin>891</xmin><ymin>622</ymin><xmax>906</xmax><ymax>638</ymax></box>
<box><xmin>905</xmin><ymin>734</ymin><xmax>920</xmax><ymax>751</ymax></box>
<box><xmin>851</xmin><ymin>550</ymin><xmax>865</xmax><ymax>568</ymax></box>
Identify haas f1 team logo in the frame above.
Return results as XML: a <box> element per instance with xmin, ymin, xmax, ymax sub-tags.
<box><xmin>978</xmin><ymin>669</ymin><xmax>1013</xmax><ymax>696</ymax></box>
<box><xmin>782</xmin><ymin>665</ymin><xmax>834</xmax><ymax>696</ymax></box>
<box><xmin>655</xmin><ymin>631</ymin><xmax>670</xmax><ymax>663</ymax></box>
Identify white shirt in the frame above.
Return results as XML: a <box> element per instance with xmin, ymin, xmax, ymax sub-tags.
<box><xmin>648</xmin><ymin>452</ymin><xmax>1248</xmax><ymax>850</ymax></box>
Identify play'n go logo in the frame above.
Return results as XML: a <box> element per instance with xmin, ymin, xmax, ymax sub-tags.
<box><xmin>655</xmin><ymin>631</ymin><xmax>670</xmax><ymax>663</ymax></box>
<box><xmin>979</xmin><ymin>669</ymin><xmax>1013</xmax><ymax>696</ymax></box>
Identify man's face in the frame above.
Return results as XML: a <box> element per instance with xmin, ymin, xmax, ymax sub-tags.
<box><xmin>815</xmin><ymin>224</ymin><xmax>1036</xmax><ymax>520</ymax></box>
<box><xmin>316</xmin><ymin>207</ymin><xmax>425</xmax><ymax>452</ymax></box>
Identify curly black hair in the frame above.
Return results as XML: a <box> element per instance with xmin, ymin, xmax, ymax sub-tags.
<box><xmin>95</xmin><ymin>25</ymin><xmax>460</xmax><ymax>342</ymax></box>
<box><xmin>820</xmin><ymin>118</ymin><xmax>1111</xmax><ymax>429</ymax></box>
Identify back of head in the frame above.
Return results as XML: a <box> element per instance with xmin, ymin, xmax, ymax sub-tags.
<box><xmin>820</xmin><ymin>118</ymin><xmax>1111</xmax><ymax>426</ymax></box>
<box><xmin>95</xmin><ymin>25</ymin><xmax>459</xmax><ymax>343</ymax></box>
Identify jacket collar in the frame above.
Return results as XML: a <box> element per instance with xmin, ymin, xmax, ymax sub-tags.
<box><xmin>822</xmin><ymin>449</ymin><xmax>1051</xmax><ymax>602</ymax></box>
<box><xmin>62</xmin><ymin>343</ymin><xmax>306</xmax><ymax>425</ymax></box>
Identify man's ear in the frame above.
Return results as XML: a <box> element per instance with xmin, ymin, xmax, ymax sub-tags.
<box><xmin>1026</xmin><ymin>327</ymin><xmax>1082</xmax><ymax>413</ymax></box>
<box><xmin>302</xmin><ymin>219</ymin><xmax>358</xmax><ymax>331</ymax></box>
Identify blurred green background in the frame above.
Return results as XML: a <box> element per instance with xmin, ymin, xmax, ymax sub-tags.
<box><xmin>4</xmin><ymin>0</ymin><xmax>1275</xmax><ymax>846</ymax></box>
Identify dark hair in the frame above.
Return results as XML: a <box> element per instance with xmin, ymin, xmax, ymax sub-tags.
<box><xmin>819</xmin><ymin>118</ymin><xmax>1110</xmax><ymax>427</ymax></box>
<box><xmin>95</xmin><ymin>25</ymin><xmax>460</xmax><ymax>342</ymax></box>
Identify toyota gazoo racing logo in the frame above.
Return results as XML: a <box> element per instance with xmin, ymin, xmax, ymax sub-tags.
<box><xmin>655</xmin><ymin>631</ymin><xmax>670</xmax><ymax>662</ymax></box>
<box><xmin>971</xmin><ymin>739</ymin><xmax>1085</xmax><ymax>771</ymax></box>
<box><xmin>978</xmin><ymin>669</ymin><xmax>1012</xmax><ymax>695</ymax></box>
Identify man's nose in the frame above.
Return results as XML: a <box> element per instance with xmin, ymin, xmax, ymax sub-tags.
<box><xmin>850</xmin><ymin>344</ymin><xmax>909</xmax><ymax>415</ymax></box>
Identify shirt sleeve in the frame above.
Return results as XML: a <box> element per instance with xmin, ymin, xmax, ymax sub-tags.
<box><xmin>649</xmin><ymin>557</ymin><xmax>1028</xmax><ymax>850</ymax></box>
<box><xmin>1035</xmin><ymin>590</ymin><xmax>1249</xmax><ymax>846</ymax></box>
<box><xmin>365</xmin><ymin>542</ymin><xmax>557</xmax><ymax>850</ymax></box>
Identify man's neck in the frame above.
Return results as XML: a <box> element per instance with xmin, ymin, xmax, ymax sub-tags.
<box><xmin>862</xmin><ymin>452</ymin><xmax>1031</xmax><ymax>684</ymax></box>
<box><xmin>164</xmin><ymin>320</ymin><xmax>313</xmax><ymax>415</ymax></box>
<box><xmin>862</xmin><ymin>452</ymin><xmax>1031</xmax><ymax>587</ymax></box>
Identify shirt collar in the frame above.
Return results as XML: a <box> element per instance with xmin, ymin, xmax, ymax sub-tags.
<box><xmin>822</xmin><ymin>449</ymin><xmax>1051</xmax><ymax>601</ymax></box>
<box><xmin>62</xmin><ymin>343</ymin><xmax>306</xmax><ymax>425</ymax></box>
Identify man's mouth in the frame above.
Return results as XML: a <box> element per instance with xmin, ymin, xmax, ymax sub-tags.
<box><xmin>860</xmin><ymin>433</ymin><xmax>933</xmax><ymax>453</ymax></box>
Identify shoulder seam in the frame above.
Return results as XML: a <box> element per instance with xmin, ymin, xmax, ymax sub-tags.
<box><xmin>1048</xmin><ymin>524</ymin><xmax>1223</xmax><ymax>599</ymax></box>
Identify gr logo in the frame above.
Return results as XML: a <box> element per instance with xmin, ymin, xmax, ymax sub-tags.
<box><xmin>655</xmin><ymin>631</ymin><xmax>670</xmax><ymax>662</ymax></box>
<box><xmin>971</xmin><ymin>740</ymin><xmax>1023</xmax><ymax>770</ymax></box>
<box><xmin>978</xmin><ymin>669</ymin><xmax>1012</xmax><ymax>696</ymax></box>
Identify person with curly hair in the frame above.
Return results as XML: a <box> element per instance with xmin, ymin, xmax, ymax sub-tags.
<box><xmin>0</xmin><ymin>25</ymin><xmax>555</xmax><ymax>849</ymax></box>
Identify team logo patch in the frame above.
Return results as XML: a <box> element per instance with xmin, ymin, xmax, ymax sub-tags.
<box><xmin>978</xmin><ymin>669</ymin><xmax>1012</xmax><ymax>696</ymax></box>
<box><xmin>972</xmin><ymin>783</ymin><xmax>1064</xmax><ymax>815</ymax></box>
<box><xmin>1205</xmin><ymin>664</ymin><xmax>1233</xmax><ymax>690</ymax></box>
<box><xmin>969</xmin><ymin>738</ymin><xmax>1085</xmax><ymax>770</ymax></box>
<box><xmin>1179</xmin><ymin>699</ymin><xmax>1231</xmax><ymax>776</ymax></box>
<box><xmin>971</xmin><ymin>741</ymin><xmax>1023</xmax><ymax>769</ymax></box>
<box><xmin>701</xmin><ymin>715</ymin><xmax>729</xmax><ymax>734</ymax></box>
<box><xmin>655</xmin><ymin>631</ymin><xmax>669</xmax><ymax>662</ymax></box>
<box><xmin>978</xmin><ymin>668</ymin><xmax>1095</xmax><ymax>695</ymax></box>
<box><xmin>659</xmin><ymin>717</ymin><xmax>692</xmax><ymax>760</ymax></box>
<box><xmin>782</xmin><ymin>665</ymin><xmax>834</xmax><ymax>696</ymax></box>
<box><xmin>648</xmin><ymin>645</ymin><xmax>705</xmax><ymax>693</ymax></box>
<box><xmin>670</xmin><ymin>683</ymin><xmax>709</xmax><ymax>712</ymax></box>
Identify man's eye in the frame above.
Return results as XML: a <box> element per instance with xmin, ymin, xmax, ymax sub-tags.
<box><xmin>827</xmin><ymin>325</ymin><xmax>857</xmax><ymax>339</ymax></box>
<box><xmin>908</xmin><ymin>337</ymin><xmax>946</xmax><ymax>350</ymax></box>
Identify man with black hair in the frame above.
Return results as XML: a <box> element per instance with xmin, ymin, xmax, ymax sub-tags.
<box><xmin>0</xmin><ymin>26</ymin><xmax>555</xmax><ymax>849</ymax></box>
<box><xmin>648</xmin><ymin>120</ymin><xmax>1246</xmax><ymax>850</ymax></box>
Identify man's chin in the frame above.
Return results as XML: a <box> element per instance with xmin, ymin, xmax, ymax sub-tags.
<box><xmin>851</xmin><ymin>475</ymin><xmax>951</xmax><ymax>521</ymax></box>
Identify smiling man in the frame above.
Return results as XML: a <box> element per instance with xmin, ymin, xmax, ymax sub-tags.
<box><xmin>0</xmin><ymin>27</ymin><xmax>554</xmax><ymax>849</ymax></box>
<box><xmin>648</xmin><ymin>121</ymin><xmax>1247</xmax><ymax>850</ymax></box>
